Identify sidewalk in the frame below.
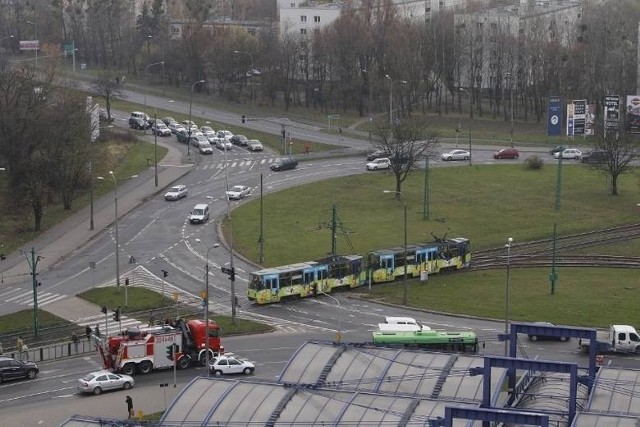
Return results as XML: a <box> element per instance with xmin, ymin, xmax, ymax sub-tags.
<box><xmin>1</xmin><ymin>135</ymin><xmax>192</xmax><ymax>284</ymax></box>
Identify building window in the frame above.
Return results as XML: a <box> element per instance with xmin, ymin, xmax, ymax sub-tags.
<box><xmin>300</xmin><ymin>28</ymin><xmax>307</xmax><ymax>35</ymax></box>
<box><xmin>314</xmin><ymin>16</ymin><xmax>320</xmax><ymax>23</ymax></box>
<box><xmin>301</xmin><ymin>15</ymin><xmax>307</xmax><ymax>22</ymax></box>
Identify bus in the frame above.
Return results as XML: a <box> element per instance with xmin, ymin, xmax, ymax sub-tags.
<box><xmin>247</xmin><ymin>255</ymin><xmax>366</xmax><ymax>304</ymax></box>
<box><xmin>372</xmin><ymin>329</ymin><xmax>478</xmax><ymax>354</ymax></box>
<box><xmin>368</xmin><ymin>237</ymin><xmax>470</xmax><ymax>284</ymax></box>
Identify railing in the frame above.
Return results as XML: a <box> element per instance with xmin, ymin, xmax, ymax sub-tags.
<box><xmin>3</xmin><ymin>337</ymin><xmax>99</xmax><ymax>363</ymax></box>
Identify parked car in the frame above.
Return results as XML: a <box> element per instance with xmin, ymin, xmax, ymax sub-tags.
<box><xmin>162</xmin><ymin>116</ymin><xmax>177</xmax><ymax>126</ymax></box>
<box><xmin>209</xmin><ymin>355</ymin><xmax>255</xmax><ymax>377</ymax></box>
<box><xmin>580</xmin><ymin>150</ymin><xmax>607</xmax><ymax>164</ymax></box>
<box><xmin>226</xmin><ymin>185</ymin><xmax>251</xmax><ymax>200</ymax></box>
<box><xmin>200</xmin><ymin>126</ymin><xmax>217</xmax><ymax>141</ymax></box>
<box><xmin>152</xmin><ymin>122</ymin><xmax>171</xmax><ymax>136</ymax></box>
<box><xmin>247</xmin><ymin>139</ymin><xmax>263</xmax><ymax>152</ymax></box>
<box><xmin>270</xmin><ymin>157</ymin><xmax>298</xmax><ymax>171</ymax></box>
<box><xmin>215</xmin><ymin>138</ymin><xmax>233</xmax><ymax>150</ymax></box>
<box><xmin>129</xmin><ymin>117</ymin><xmax>147</xmax><ymax>130</ymax></box>
<box><xmin>554</xmin><ymin>148</ymin><xmax>582</xmax><ymax>160</ymax></box>
<box><xmin>176</xmin><ymin>129</ymin><xmax>190</xmax><ymax>144</ymax></box>
<box><xmin>77</xmin><ymin>371</ymin><xmax>134</xmax><ymax>395</ymax></box>
<box><xmin>367</xmin><ymin>149</ymin><xmax>389</xmax><ymax>161</ymax></box>
<box><xmin>493</xmin><ymin>148</ymin><xmax>519</xmax><ymax>159</ymax></box>
<box><xmin>217</xmin><ymin>130</ymin><xmax>234</xmax><ymax>141</ymax></box>
<box><xmin>0</xmin><ymin>356</ymin><xmax>39</xmax><ymax>383</ymax></box>
<box><xmin>441</xmin><ymin>149</ymin><xmax>470</xmax><ymax>161</ymax></box>
<box><xmin>164</xmin><ymin>185</ymin><xmax>188</xmax><ymax>201</ymax></box>
<box><xmin>366</xmin><ymin>157</ymin><xmax>391</xmax><ymax>171</ymax></box>
<box><xmin>527</xmin><ymin>322</ymin><xmax>569</xmax><ymax>342</ymax></box>
<box><xmin>231</xmin><ymin>135</ymin><xmax>249</xmax><ymax>146</ymax></box>
<box><xmin>181</xmin><ymin>120</ymin><xmax>198</xmax><ymax>130</ymax></box>
<box><xmin>168</xmin><ymin>122</ymin><xmax>186</xmax><ymax>135</ymax></box>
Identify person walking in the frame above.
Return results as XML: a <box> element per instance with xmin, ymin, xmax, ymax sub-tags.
<box><xmin>125</xmin><ymin>395</ymin><xmax>134</xmax><ymax>419</ymax></box>
<box><xmin>94</xmin><ymin>324</ymin><xmax>100</xmax><ymax>338</ymax></box>
<box><xmin>304</xmin><ymin>143</ymin><xmax>310</xmax><ymax>154</ymax></box>
<box><xmin>85</xmin><ymin>325</ymin><xmax>92</xmax><ymax>342</ymax></box>
<box><xmin>71</xmin><ymin>332</ymin><xmax>79</xmax><ymax>353</ymax></box>
<box><xmin>16</xmin><ymin>336</ymin><xmax>26</xmax><ymax>360</ymax></box>
<box><xmin>148</xmin><ymin>310</ymin><xmax>155</xmax><ymax>326</ymax></box>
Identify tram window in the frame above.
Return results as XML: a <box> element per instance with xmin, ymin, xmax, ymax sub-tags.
<box><xmin>304</xmin><ymin>272</ymin><xmax>314</xmax><ymax>283</ymax></box>
<box><xmin>416</xmin><ymin>252</ymin><xmax>426</xmax><ymax>263</ymax></box>
<box><xmin>291</xmin><ymin>274</ymin><xmax>303</xmax><ymax>286</ymax></box>
<box><xmin>318</xmin><ymin>269</ymin><xmax>327</xmax><ymax>280</ymax></box>
<box><xmin>395</xmin><ymin>254</ymin><xmax>406</xmax><ymax>267</ymax></box>
<box><xmin>381</xmin><ymin>258</ymin><xmax>392</xmax><ymax>269</ymax></box>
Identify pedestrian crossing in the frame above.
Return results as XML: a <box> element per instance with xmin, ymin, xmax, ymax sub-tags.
<box><xmin>198</xmin><ymin>157</ymin><xmax>278</xmax><ymax>171</ymax></box>
<box><xmin>0</xmin><ymin>286</ymin><xmax>67</xmax><ymax>308</ymax></box>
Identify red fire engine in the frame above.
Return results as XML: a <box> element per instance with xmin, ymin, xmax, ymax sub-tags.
<box><xmin>95</xmin><ymin>319</ymin><xmax>223</xmax><ymax>375</ymax></box>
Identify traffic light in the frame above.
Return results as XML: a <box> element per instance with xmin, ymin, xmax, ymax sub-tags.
<box><xmin>113</xmin><ymin>306</ymin><xmax>121</xmax><ymax>322</ymax></box>
<box><xmin>162</xmin><ymin>269</ymin><xmax>168</xmax><ymax>278</ymax></box>
<box><xmin>241</xmin><ymin>114</ymin><xmax>246</xmax><ymax>123</ymax></box>
<box><xmin>166</xmin><ymin>345</ymin><xmax>173</xmax><ymax>361</ymax></box>
<box><xmin>222</xmin><ymin>267</ymin><xmax>235</xmax><ymax>281</ymax></box>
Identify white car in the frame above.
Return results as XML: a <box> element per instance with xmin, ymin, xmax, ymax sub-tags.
<box><xmin>366</xmin><ymin>157</ymin><xmax>391</xmax><ymax>171</ymax></box>
<box><xmin>215</xmin><ymin>138</ymin><xmax>233</xmax><ymax>150</ymax></box>
<box><xmin>441</xmin><ymin>149</ymin><xmax>470</xmax><ymax>161</ymax></box>
<box><xmin>226</xmin><ymin>185</ymin><xmax>251</xmax><ymax>200</ymax></box>
<box><xmin>209</xmin><ymin>355</ymin><xmax>255</xmax><ymax>377</ymax></box>
<box><xmin>77</xmin><ymin>371</ymin><xmax>134</xmax><ymax>395</ymax></box>
<box><xmin>217</xmin><ymin>130</ymin><xmax>234</xmax><ymax>141</ymax></box>
<box><xmin>200</xmin><ymin>126</ymin><xmax>217</xmax><ymax>142</ymax></box>
<box><xmin>164</xmin><ymin>185</ymin><xmax>188</xmax><ymax>201</ymax></box>
<box><xmin>152</xmin><ymin>123</ymin><xmax>171</xmax><ymax>136</ymax></box>
<box><xmin>247</xmin><ymin>139</ymin><xmax>263</xmax><ymax>152</ymax></box>
<box><xmin>554</xmin><ymin>148</ymin><xmax>582</xmax><ymax>160</ymax></box>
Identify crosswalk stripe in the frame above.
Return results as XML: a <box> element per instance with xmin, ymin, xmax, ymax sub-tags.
<box><xmin>0</xmin><ymin>288</ymin><xmax>23</xmax><ymax>299</ymax></box>
<box><xmin>5</xmin><ymin>290</ymin><xmax>33</xmax><ymax>302</ymax></box>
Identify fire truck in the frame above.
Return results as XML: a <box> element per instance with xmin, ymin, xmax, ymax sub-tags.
<box><xmin>94</xmin><ymin>319</ymin><xmax>224</xmax><ymax>376</ymax></box>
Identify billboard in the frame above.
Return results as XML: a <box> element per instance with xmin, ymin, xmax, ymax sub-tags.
<box><xmin>19</xmin><ymin>40</ymin><xmax>39</xmax><ymax>51</ymax></box>
<box><xmin>626</xmin><ymin>95</ymin><xmax>640</xmax><ymax>134</ymax></box>
<box><xmin>604</xmin><ymin>95</ymin><xmax>620</xmax><ymax>136</ymax></box>
<box><xmin>572</xmin><ymin>100</ymin><xmax>586</xmax><ymax>136</ymax></box>
<box><xmin>585</xmin><ymin>103</ymin><xmax>596</xmax><ymax>136</ymax></box>
<box><xmin>566</xmin><ymin>103</ymin><xmax>574</xmax><ymax>136</ymax></box>
<box><xmin>547</xmin><ymin>96</ymin><xmax>562</xmax><ymax>136</ymax></box>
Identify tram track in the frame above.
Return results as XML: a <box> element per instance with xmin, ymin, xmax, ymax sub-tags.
<box><xmin>471</xmin><ymin>223</ymin><xmax>640</xmax><ymax>270</ymax></box>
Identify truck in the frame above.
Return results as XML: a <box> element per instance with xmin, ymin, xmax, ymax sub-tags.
<box><xmin>578</xmin><ymin>324</ymin><xmax>640</xmax><ymax>354</ymax></box>
<box><xmin>94</xmin><ymin>318</ymin><xmax>224</xmax><ymax>376</ymax></box>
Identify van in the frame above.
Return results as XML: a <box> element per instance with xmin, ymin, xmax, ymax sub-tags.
<box><xmin>382</xmin><ymin>316</ymin><xmax>430</xmax><ymax>332</ymax></box>
<box><xmin>189</xmin><ymin>204</ymin><xmax>209</xmax><ymax>224</ymax></box>
<box><xmin>270</xmin><ymin>157</ymin><xmax>298</xmax><ymax>171</ymax></box>
<box><xmin>580</xmin><ymin>150</ymin><xmax>606</xmax><ymax>164</ymax></box>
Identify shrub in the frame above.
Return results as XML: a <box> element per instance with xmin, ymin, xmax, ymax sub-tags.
<box><xmin>524</xmin><ymin>155</ymin><xmax>544</xmax><ymax>170</ymax></box>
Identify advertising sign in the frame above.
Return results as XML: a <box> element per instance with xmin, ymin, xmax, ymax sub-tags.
<box><xmin>572</xmin><ymin>99</ymin><xmax>586</xmax><ymax>136</ymax></box>
<box><xmin>585</xmin><ymin>103</ymin><xmax>596</xmax><ymax>136</ymax></box>
<box><xmin>566</xmin><ymin>103</ymin><xmax>574</xmax><ymax>136</ymax></box>
<box><xmin>547</xmin><ymin>96</ymin><xmax>562</xmax><ymax>136</ymax></box>
<box><xmin>604</xmin><ymin>95</ymin><xmax>620</xmax><ymax>136</ymax></box>
<box><xmin>19</xmin><ymin>40</ymin><xmax>39</xmax><ymax>51</ymax></box>
<box><xmin>626</xmin><ymin>95</ymin><xmax>640</xmax><ymax>134</ymax></box>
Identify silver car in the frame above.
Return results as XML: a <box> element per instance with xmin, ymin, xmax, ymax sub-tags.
<box><xmin>77</xmin><ymin>371</ymin><xmax>134</xmax><ymax>395</ymax></box>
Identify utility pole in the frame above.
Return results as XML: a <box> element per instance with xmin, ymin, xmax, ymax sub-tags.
<box><xmin>259</xmin><ymin>174</ymin><xmax>264</xmax><ymax>264</ymax></box>
<box><xmin>331</xmin><ymin>204</ymin><xmax>338</xmax><ymax>256</ymax></box>
<box><xmin>23</xmin><ymin>248</ymin><xmax>42</xmax><ymax>338</ymax></box>
<box><xmin>554</xmin><ymin>154</ymin><xmax>563</xmax><ymax>210</ymax></box>
<box><xmin>423</xmin><ymin>156</ymin><xmax>430</xmax><ymax>220</ymax></box>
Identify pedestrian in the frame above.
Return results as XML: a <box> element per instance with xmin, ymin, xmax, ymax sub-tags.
<box><xmin>148</xmin><ymin>310</ymin><xmax>155</xmax><ymax>326</ymax></box>
<box><xmin>71</xmin><ymin>332</ymin><xmax>79</xmax><ymax>353</ymax></box>
<box><xmin>85</xmin><ymin>325</ymin><xmax>92</xmax><ymax>341</ymax></box>
<box><xmin>94</xmin><ymin>324</ymin><xmax>100</xmax><ymax>338</ymax></box>
<box><xmin>304</xmin><ymin>143</ymin><xmax>310</xmax><ymax>154</ymax></box>
<box><xmin>126</xmin><ymin>395</ymin><xmax>134</xmax><ymax>419</ymax></box>
<box><xmin>16</xmin><ymin>336</ymin><xmax>26</xmax><ymax>360</ymax></box>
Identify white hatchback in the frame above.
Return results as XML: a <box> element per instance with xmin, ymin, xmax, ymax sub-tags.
<box><xmin>209</xmin><ymin>356</ymin><xmax>255</xmax><ymax>376</ymax></box>
<box><xmin>366</xmin><ymin>157</ymin><xmax>391</xmax><ymax>171</ymax></box>
<box><xmin>554</xmin><ymin>148</ymin><xmax>582</xmax><ymax>160</ymax></box>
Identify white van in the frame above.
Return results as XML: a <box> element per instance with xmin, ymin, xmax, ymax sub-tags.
<box><xmin>189</xmin><ymin>204</ymin><xmax>209</xmax><ymax>224</ymax></box>
<box><xmin>379</xmin><ymin>316</ymin><xmax>430</xmax><ymax>332</ymax></box>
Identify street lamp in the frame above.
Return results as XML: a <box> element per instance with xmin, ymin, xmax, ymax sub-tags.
<box><xmin>383</xmin><ymin>190</ymin><xmax>408</xmax><ymax>305</ymax></box>
<box><xmin>143</xmin><ymin>61</ymin><xmax>164</xmax><ymax>134</ymax></box>
<box><xmin>97</xmin><ymin>172</ymin><xmax>138</xmax><ymax>296</ymax></box>
<box><xmin>26</xmin><ymin>21</ymin><xmax>38</xmax><ymax>69</ymax></box>
<box><xmin>319</xmin><ymin>291</ymin><xmax>342</xmax><ymax>342</ymax></box>
<box><xmin>222</xmin><ymin>145</ymin><xmax>237</xmax><ymax>324</ymax></box>
<box><xmin>188</xmin><ymin>80</ymin><xmax>206</xmax><ymax>158</ymax></box>
<box><xmin>459</xmin><ymin>88</ymin><xmax>472</xmax><ymax>166</ymax></box>
<box><xmin>384</xmin><ymin>75</ymin><xmax>407</xmax><ymax>128</ymax></box>
<box><xmin>234</xmin><ymin>50</ymin><xmax>255</xmax><ymax>102</ymax></box>
<box><xmin>203</xmin><ymin>244</ymin><xmax>219</xmax><ymax>376</ymax></box>
<box><xmin>504</xmin><ymin>237</ymin><xmax>513</xmax><ymax>356</ymax></box>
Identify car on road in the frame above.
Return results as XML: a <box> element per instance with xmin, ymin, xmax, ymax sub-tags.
<box><xmin>209</xmin><ymin>355</ymin><xmax>255</xmax><ymax>377</ymax></box>
<box><xmin>189</xmin><ymin>204</ymin><xmax>210</xmax><ymax>224</ymax></box>
<box><xmin>168</xmin><ymin>122</ymin><xmax>186</xmax><ymax>135</ymax></box>
<box><xmin>270</xmin><ymin>157</ymin><xmax>298</xmax><ymax>171</ymax></box>
<box><xmin>441</xmin><ymin>149</ymin><xmax>470</xmax><ymax>161</ymax></box>
<box><xmin>554</xmin><ymin>148</ymin><xmax>582</xmax><ymax>160</ymax></box>
<box><xmin>0</xmin><ymin>356</ymin><xmax>39</xmax><ymax>383</ymax></box>
<box><xmin>217</xmin><ymin>130</ymin><xmax>234</xmax><ymax>141</ymax></box>
<box><xmin>129</xmin><ymin>117</ymin><xmax>147</xmax><ymax>130</ymax></box>
<box><xmin>162</xmin><ymin>116</ymin><xmax>177</xmax><ymax>126</ymax></box>
<box><xmin>493</xmin><ymin>148</ymin><xmax>519</xmax><ymax>159</ymax></box>
<box><xmin>176</xmin><ymin>129</ymin><xmax>190</xmax><ymax>144</ymax></box>
<box><xmin>366</xmin><ymin>157</ymin><xmax>391</xmax><ymax>171</ymax></box>
<box><xmin>77</xmin><ymin>371</ymin><xmax>135</xmax><ymax>395</ymax></box>
<box><xmin>190</xmin><ymin>135</ymin><xmax>213</xmax><ymax>154</ymax></box>
<box><xmin>580</xmin><ymin>150</ymin><xmax>606</xmax><ymax>164</ymax></box>
<box><xmin>231</xmin><ymin>135</ymin><xmax>249</xmax><ymax>146</ymax></box>
<box><xmin>226</xmin><ymin>185</ymin><xmax>251</xmax><ymax>200</ymax></box>
<box><xmin>527</xmin><ymin>322</ymin><xmax>569</xmax><ymax>342</ymax></box>
<box><xmin>214</xmin><ymin>138</ymin><xmax>233</xmax><ymax>150</ymax></box>
<box><xmin>164</xmin><ymin>185</ymin><xmax>188</xmax><ymax>201</ymax></box>
<box><xmin>152</xmin><ymin>122</ymin><xmax>172</xmax><ymax>136</ymax></box>
<box><xmin>247</xmin><ymin>139</ymin><xmax>263</xmax><ymax>152</ymax></box>
<box><xmin>548</xmin><ymin>145</ymin><xmax>565</xmax><ymax>155</ymax></box>
<box><xmin>200</xmin><ymin>126</ymin><xmax>217</xmax><ymax>141</ymax></box>
<box><xmin>366</xmin><ymin>149</ymin><xmax>389</xmax><ymax>161</ymax></box>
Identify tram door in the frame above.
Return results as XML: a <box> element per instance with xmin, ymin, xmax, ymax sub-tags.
<box><xmin>264</xmin><ymin>274</ymin><xmax>280</xmax><ymax>303</ymax></box>
<box><xmin>303</xmin><ymin>268</ymin><xmax>317</xmax><ymax>296</ymax></box>
<box><xmin>315</xmin><ymin>265</ymin><xmax>328</xmax><ymax>293</ymax></box>
<box><xmin>379</xmin><ymin>254</ymin><xmax>395</xmax><ymax>281</ymax></box>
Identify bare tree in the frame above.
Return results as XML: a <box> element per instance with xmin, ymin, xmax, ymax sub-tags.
<box><xmin>370</xmin><ymin>119</ymin><xmax>438</xmax><ymax>200</ymax></box>
<box><xmin>90</xmin><ymin>71</ymin><xmax>122</xmax><ymax>122</ymax></box>
<box><xmin>594</xmin><ymin>133</ymin><xmax>640</xmax><ymax>195</ymax></box>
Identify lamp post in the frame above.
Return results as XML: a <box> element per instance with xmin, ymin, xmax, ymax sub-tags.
<box><xmin>319</xmin><ymin>291</ymin><xmax>342</xmax><ymax>343</ymax></box>
<box><xmin>234</xmin><ymin>50</ymin><xmax>255</xmax><ymax>102</ymax></box>
<box><xmin>459</xmin><ymin>88</ymin><xmax>472</xmax><ymax>166</ymax></box>
<box><xmin>384</xmin><ymin>75</ymin><xmax>407</xmax><ymax>128</ymax></box>
<box><xmin>188</xmin><ymin>80</ymin><xmax>206</xmax><ymax>158</ymax></box>
<box><xmin>143</xmin><ymin>61</ymin><xmax>164</xmax><ymax>134</ymax></box>
<box><xmin>97</xmin><ymin>172</ymin><xmax>138</xmax><ymax>294</ymax></box>
<box><xmin>26</xmin><ymin>21</ymin><xmax>38</xmax><ymax>69</ymax></box>
<box><xmin>504</xmin><ymin>237</ymin><xmax>513</xmax><ymax>357</ymax></box>
<box><xmin>383</xmin><ymin>190</ymin><xmax>408</xmax><ymax>304</ymax></box>
<box><xmin>222</xmin><ymin>144</ymin><xmax>237</xmax><ymax>324</ymax></box>
<box><xmin>203</xmin><ymin>244</ymin><xmax>218</xmax><ymax>376</ymax></box>
<box><xmin>506</xmin><ymin>72</ymin><xmax>514</xmax><ymax>145</ymax></box>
